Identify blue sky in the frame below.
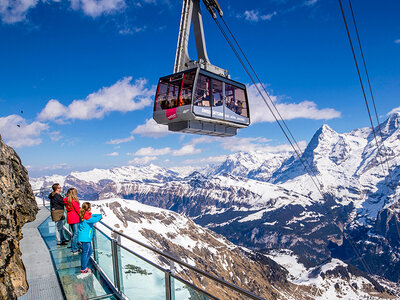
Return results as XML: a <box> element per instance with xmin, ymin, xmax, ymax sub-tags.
<box><xmin>0</xmin><ymin>0</ymin><xmax>399</xmax><ymax>177</ymax></box>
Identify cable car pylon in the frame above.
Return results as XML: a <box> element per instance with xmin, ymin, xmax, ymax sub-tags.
<box><xmin>153</xmin><ymin>0</ymin><xmax>250</xmax><ymax>137</ymax></box>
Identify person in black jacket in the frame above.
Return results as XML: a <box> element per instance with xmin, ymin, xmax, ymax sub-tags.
<box><xmin>48</xmin><ymin>183</ymin><xmax>68</xmax><ymax>246</ymax></box>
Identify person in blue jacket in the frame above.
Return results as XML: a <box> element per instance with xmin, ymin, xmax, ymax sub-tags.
<box><xmin>78</xmin><ymin>202</ymin><xmax>102</xmax><ymax>274</ymax></box>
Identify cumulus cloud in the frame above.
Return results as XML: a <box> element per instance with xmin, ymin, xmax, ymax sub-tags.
<box><xmin>242</xmin><ymin>9</ymin><xmax>277</xmax><ymax>22</ymax></box>
<box><xmin>135</xmin><ymin>146</ymin><xmax>171</xmax><ymax>156</ymax></box>
<box><xmin>387</xmin><ymin>106</ymin><xmax>400</xmax><ymax>115</ymax></box>
<box><xmin>0</xmin><ymin>0</ymin><xmax>38</xmax><ymax>24</ymax></box>
<box><xmin>106</xmin><ymin>152</ymin><xmax>119</xmax><ymax>156</ymax></box>
<box><xmin>248</xmin><ymin>84</ymin><xmax>341</xmax><ymax>123</ymax></box>
<box><xmin>106</xmin><ymin>135</ymin><xmax>134</xmax><ymax>145</ymax></box>
<box><xmin>38</xmin><ymin>77</ymin><xmax>153</xmax><ymax>122</ymax></box>
<box><xmin>70</xmin><ymin>0</ymin><xmax>126</xmax><ymax>18</ymax></box>
<box><xmin>128</xmin><ymin>156</ymin><xmax>157</xmax><ymax>165</ymax></box>
<box><xmin>131</xmin><ymin>118</ymin><xmax>169</xmax><ymax>138</ymax></box>
<box><xmin>172</xmin><ymin>144</ymin><xmax>201</xmax><ymax>156</ymax></box>
<box><xmin>0</xmin><ymin>0</ymin><xmax>129</xmax><ymax>24</ymax></box>
<box><xmin>0</xmin><ymin>115</ymin><xmax>48</xmax><ymax>148</ymax></box>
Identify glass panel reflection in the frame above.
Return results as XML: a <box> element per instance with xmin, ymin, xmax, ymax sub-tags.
<box><xmin>119</xmin><ymin>246</ymin><xmax>166</xmax><ymax>300</ymax></box>
<box><xmin>172</xmin><ymin>276</ymin><xmax>213</xmax><ymax>300</ymax></box>
<box><xmin>94</xmin><ymin>230</ymin><xmax>114</xmax><ymax>285</ymax></box>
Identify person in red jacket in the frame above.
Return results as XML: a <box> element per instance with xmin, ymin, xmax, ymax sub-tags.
<box><xmin>64</xmin><ymin>188</ymin><xmax>81</xmax><ymax>254</ymax></box>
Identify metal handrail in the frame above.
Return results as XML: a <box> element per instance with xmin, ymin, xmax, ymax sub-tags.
<box><xmin>35</xmin><ymin>186</ymin><xmax>265</xmax><ymax>299</ymax></box>
<box><xmin>96</xmin><ymin>221</ymin><xmax>265</xmax><ymax>300</ymax></box>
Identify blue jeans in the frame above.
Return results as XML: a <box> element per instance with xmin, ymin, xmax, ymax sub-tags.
<box><xmin>70</xmin><ymin>223</ymin><xmax>80</xmax><ymax>252</ymax></box>
<box><xmin>81</xmin><ymin>242</ymin><xmax>93</xmax><ymax>271</ymax></box>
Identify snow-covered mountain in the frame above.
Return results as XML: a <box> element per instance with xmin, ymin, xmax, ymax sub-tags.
<box><xmin>90</xmin><ymin>199</ymin><xmax>398</xmax><ymax>299</ymax></box>
<box><xmin>31</xmin><ymin>112</ymin><xmax>400</xmax><ymax>285</ymax></box>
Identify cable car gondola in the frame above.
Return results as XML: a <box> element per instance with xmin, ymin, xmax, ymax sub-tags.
<box><xmin>153</xmin><ymin>0</ymin><xmax>250</xmax><ymax>137</ymax></box>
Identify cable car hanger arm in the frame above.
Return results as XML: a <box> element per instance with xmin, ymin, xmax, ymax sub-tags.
<box><xmin>174</xmin><ymin>0</ymin><xmax>227</xmax><ymax>77</ymax></box>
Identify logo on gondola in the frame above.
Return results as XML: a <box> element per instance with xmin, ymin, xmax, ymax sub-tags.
<box><xmin>166</xmin><ymin>108</ymin><xmax>177</xmax><ymax>120</ymax></box>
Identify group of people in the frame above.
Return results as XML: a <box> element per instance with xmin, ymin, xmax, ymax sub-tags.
<box><xmin>48</xmin><ymin>183</ymin><xmax>102</xmax><ymax>275</ymax></box>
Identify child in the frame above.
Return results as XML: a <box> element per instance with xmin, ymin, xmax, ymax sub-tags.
<box><xmin>78</xmin><ymin>202</ymin><xmax>102</xmax><ymax>274</ymax></box>
<box><xmin>63</xmin><ymin>188</ymin><xmax>81</xmax><ymax>254</ymax></box>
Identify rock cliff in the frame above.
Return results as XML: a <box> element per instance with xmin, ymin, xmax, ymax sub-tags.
<box><xmin>0</xmin><ymin>135</ymin><xmax>37</xmax><ymax>299</ymax></box>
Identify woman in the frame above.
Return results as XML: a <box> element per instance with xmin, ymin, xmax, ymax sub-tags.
<box><xmin>78</xmin><ymin>202</ymin><xmax>102</xmax><ymax>274</ymax></box>
<box><xmin>48</xmin><ymin>183</ymin><xmax>68</xmax><ymax>246</ymax></box>
<box><xmin>64</xmin><ymin>188</ymin><xmax>81</xmax><ymax>254</ymax></box>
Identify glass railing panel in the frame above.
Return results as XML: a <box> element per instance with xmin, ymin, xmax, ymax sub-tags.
<box><xmin>172</xmin><ymin>276</ymin><xmax>214</xmax><ymax>300</ymax></box>
<box><xmin>93</xmin><ymin>229</ymin><xmax>115</xmax><ymax>285</ymax></box>
<box><xmin>119</xmin><ymin>246</ymin><xmax>166</xmax><ymax>299</ymax></box>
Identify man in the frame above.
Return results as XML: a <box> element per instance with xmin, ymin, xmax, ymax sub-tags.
<box><xmin>48</xmin><ymin>183</ymin><xmax>68</xmax><ymax>246</ymax></box>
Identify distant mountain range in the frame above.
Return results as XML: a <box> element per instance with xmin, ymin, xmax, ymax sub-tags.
<box><xmin>31</xmin><ymin>112</ymin><xmax>400</xmax><ymax>285</ymax></box>
<box><xmin>92</xmin><ymin>198</ymin><xmax>399</xmax><ymax>299</ymax></box>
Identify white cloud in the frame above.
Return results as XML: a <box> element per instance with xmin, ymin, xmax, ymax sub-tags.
<box><xmin>304</xmin><ymin>0</ymin><xmax>318</xmax><ymax>6</ymax></box>
<box><xmin>37</xmin><ymin>99</ymin><xmax>68</xmax><ymax>123</ymax></box>
<box><xmin>131</xmin><ymin>118</ymin><xmax>169</xmax><ymax>138</ymax></box>
<box><xmin>106</xmin><ymin>152</ymin><xmax>119</xmax><ymax>156</ymax></box>
<box><xmin>172</xmin><ymin>144</ymin><xmax>201</xmax><ymax>156</ymax></box>
<box><xmin>261</xmin><ymin>11</ymin><xmax>277</xmax><ymax>21</ymax></box>
<box><xmin>128</xmin><ymin>156</ymin><xmax>157</xmax><ymax>165</ymax></box>
<box><xmin>242</xmin><ymin>9</ymin><xmax>277</xmax><ymax>22</ymax></box>
<box><xmin>219</xmin><ymin>137</ymin><xmax>270</xmax><ymax>152</ymax></box>
<box><xmin>387</xmin><ymin>106</ymin><xmax>400</xmax><ymax>115</ymax></box>
<box><xmin>135</xmin><ymin>146</ymin><xmax>171</xmax><ymax>156</ymax></box>
<box><xmin>183</xmin><ymin>155</ymin><xmax>227</xmax><ymax>166</ymax></box>
<box><xmin>49</xmin><ymin>131</ymin><xmax>62</xmax><ymax>141</ymax></box>
<box><xmin>0</xmin><ymin>115</ymin><xmax>48</xmax><ymax>148</ymax></box>
<box><xmin>248</xmin><ymin>84</ymin><xmax>341</xmax><ymax>123</ymax></box>
<box><xmin>106</xmin><ymin>135</ymin><xmax>134</xmax><ymax>145</ymax></box>
<box><xmin>395</xmin><ymin>39</ymin><xmax>400</xmax><ymax>44</ymax></box>
<box><xmin>38</xmin><ymin>77</ymin><xmax>153</xmax><ymax>122</ymax></box>
<box><xmin>0</xmin><ymin>0</ymin><xmax>38</xmax><ymax>24</ymax></box>
<box><xmin>70</xmin><ymin>0</ymin><xmax>126</xmax><ymax>18</ymax></box>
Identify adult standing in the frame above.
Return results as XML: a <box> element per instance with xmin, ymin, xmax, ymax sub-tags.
<box><xmin>64</xmin><ymin>188</ymin><xmax>81</xmax><ymax>254</ymax></box>
<box><xmin>48</xmin><ymin>183</ymin><xmax>68</xmax><ymax>246</ymax></box>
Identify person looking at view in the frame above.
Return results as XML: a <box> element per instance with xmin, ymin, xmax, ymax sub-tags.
<box><xmin>78</xmin><ymin>202</ymin><xmax>102</xmax><ymax>274</ymax></box>
<box><xmin>48</xmin><ymin>183</ymin><xmax>68</xmax><ymax>246</ymax></box>
<box><xmin>64</xmin><ymin>188</ymin><xmax>81</xmax><ymax>254</ymax></box>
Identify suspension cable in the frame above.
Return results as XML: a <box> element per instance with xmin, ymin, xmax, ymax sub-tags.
<box><xmin>337</xmin><ymin>0</ymin><xmax>392</xmax><ymax>195</ymax></box>
<box><xmin>214</xmin><ymin>18</ymin><xmax>324</xmax><ymax>197</ymax></box>
<box><xmin>213</xmin><ymin>12</ymin><xmax>374</xmax><ymax>275</ymax></box>
<box><xmin>219</xmin><ymin>17</ymin><xmax>319</xmax><ymax>183</ymax></box>
<box><xmin>347</xmin><ymin>0</ymin><xmax>396</xmax><ymax>192</ymax></box>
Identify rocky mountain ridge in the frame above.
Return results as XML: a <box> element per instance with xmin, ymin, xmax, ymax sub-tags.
<box><xmin>0</xmin><ymin>135</ymin><xmax>37</xmax><ymax>299</ymax></box>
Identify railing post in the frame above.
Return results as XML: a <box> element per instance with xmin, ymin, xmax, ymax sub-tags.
<box><xmin>92</xmin><ymin>230</ymin><xmax>97</xmax><ymax>262</ymax></box>
<box><xmin>41</xmin><ymin>187</ymin><xmax>45</xmax><ymax>208</ymax></box>
<box><xmin>165</xmin><ymin>272</ymin><xmax>172</xmax><ymax>300</ymax></box>
<box><xmin>166</xmin><ymin>260</ymin><xmax>175</xmax><ymax>300</ymax></box>
<box><xmin>111</xmin><ymin>235</ymin><xmax>123</xmax><ymax>293</ymax></box>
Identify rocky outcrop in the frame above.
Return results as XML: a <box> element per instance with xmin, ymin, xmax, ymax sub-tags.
<box><xmin>0</xmin><ymin>135</ymin><xmax>37</xmax><ymax>299</ymax></box>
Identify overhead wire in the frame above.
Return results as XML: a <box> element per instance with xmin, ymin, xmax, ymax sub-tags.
<box><xmin>337</xmin><ymin>0</ymin><xmax>391</xmax><ymax>191</ymax></box>
<box><xmin>214</xmin><ymin>18</ymin><xmax>325</xmax><ymax>196</ymax></box>
<box><xmin>346</xmin><ymin>0</ymin><xmax>400</xmax><ymax>238</ymax></box>
<box><xmin>347</xmin><ymin>0</ymin><xmax>396</xmax><ymax>192</ymax></box>
<box><xmin>212</xmin><ymin>13</ymin><xmax>373</xmax><ymax>275</ymax></box>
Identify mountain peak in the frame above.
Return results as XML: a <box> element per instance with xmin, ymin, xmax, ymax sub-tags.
<box><xmin>377</xmin><ymin>112</ymin><xmax>400</xmax><ymax>137</ymax></box>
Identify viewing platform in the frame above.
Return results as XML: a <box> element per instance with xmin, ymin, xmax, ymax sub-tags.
<box><xmin>19</xmin><ymin>206</ymin><xmax>116</xmax><ymax>300</ymax></box>
<box><xmin>18</xmin><ymin>192</ymin><xmax>264</xmax><ymax>300</ymax></box>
